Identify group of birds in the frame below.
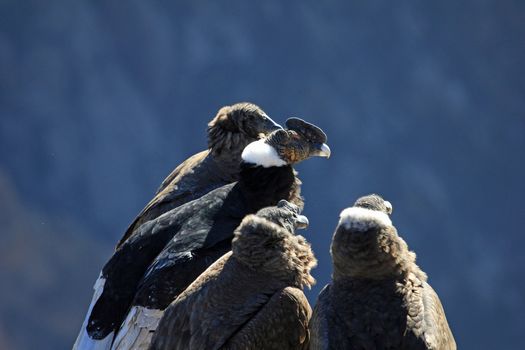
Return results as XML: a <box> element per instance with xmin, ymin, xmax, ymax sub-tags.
<box><xmin>73</xmin><ymin>102</ymin><xmax>456</xmax><ymax>350</ymax></box>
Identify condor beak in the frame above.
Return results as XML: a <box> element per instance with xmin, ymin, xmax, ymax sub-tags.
<box><xmin>295</xmin><ymin>214</ymin><xmax>309</xmax><ymax>229</ymax></box>
<box><xmin>312</xmin><ymin>143</ymin><xmax>331</xmax><ymax>158</ymax></box>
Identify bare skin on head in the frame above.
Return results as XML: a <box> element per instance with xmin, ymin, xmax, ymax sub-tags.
<box><xmin>151</xmin><ymin>200</ymin><xmax>317</xmax><ymax>350</ymax></box>
<box><xmin>310</xmin><ymin>194</ymin><xmax>456</xmax><ymax>350</ymax></box>
<box><xmin>115</xmin><ymin>102</ymin><xmax>281</xmax><ymax>249</ymax></box>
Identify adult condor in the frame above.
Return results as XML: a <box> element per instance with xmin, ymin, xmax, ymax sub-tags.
<box><xmin>73</xmin><ymin>118</ymin><xmax>330</xmax><ymax>350</ymax></box>
<box><xmin>116</xmin><ymin>102</ymin><xmax>282</xmax><ymax>248</ymax></box>
<box><xmin>309</xmin><ymin>194</ymin><xmax>456</xmax><ymax>350</ymax></box>
<box><xmin>151</xmin><ymin>200</ymin><xmax>316</xmax><ymax>350</ymax></box>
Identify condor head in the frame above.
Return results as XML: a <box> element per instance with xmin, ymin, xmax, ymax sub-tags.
<box><xmin>241</xmin><ymin>118</ymin><xmax>331</xmax><ymax>167</ymax></box>
<box><xmin>256</xmin><ymin>200</ymin><xmax>309</xmax><ymax>233</ymax></box>
<box><xmin>331</xmin><ymin>194</ymin><xmax>395</xmax><ymax>278</ymax></box>
<box><xmin>207</xmin><ymin>102</ymin><xmax>282</xmax><ymax>156</ymax></box>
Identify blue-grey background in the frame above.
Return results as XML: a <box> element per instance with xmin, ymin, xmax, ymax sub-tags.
<box><xmin>1</xmin><ymin>1</ymin><xmax>524</xmax><ymax>349</ymax></box>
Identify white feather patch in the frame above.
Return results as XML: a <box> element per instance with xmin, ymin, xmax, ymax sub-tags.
<box><xmin>241</xmin><ymin>139</ymin><xmax>287</xmax><ymax>167</ymax></box>
<box><xmin>111</xmin><ymin>306</ymin><xmax>163</xmax><ymax>350</ymax></box>
<box><xmin>339</xmin><ymin>207</ymin><xmax>392</xmax><ymax>231</ymax></box>
<box><xmin>73</xmin><ymin>274</ymin><xmax>114</xmax><ymax>350</ymax></box>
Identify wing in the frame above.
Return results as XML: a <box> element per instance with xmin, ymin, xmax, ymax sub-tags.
<box><xmin>87</xmin><ymin>185</ymin><xmax>232</xmax><ymax>340</ymax></box>
<box><xmin>129</xmin><ymin>186</ymin><xmax>244</xmax><ymax>311</ymax></box>
<box><xmin>221</xmin><ymin>287</ymin><xmax>312</xmax><ymax>350</ymax></box>
<box><xmin>111</xmin><ymin>189</ymin><xmax>242</xmax><ymax>349</ymax></box>
<box><xmin>73</xmin><ymin>274</ymin><xmax>114</xmax><ymax>350</ymax></box>
<box><xmin>83</xmin><ymin>211</ymin><xmax>184</xmax><ymax>343</ymax></box>
<box><xmin>150</xmin><ymin>256</ymin><xmax>280</xmax><ymax>350</ymax></box>
<box><xmin>404</xmin><ymin>276</ymin><xmax>456</xmax><ymax>350</ymax></box>
<box><xmin>420</xmin><ymin>282</ymin><xmax>456</xmax><ymax>350</ymax></box>
<box><xmin>309</xmin><ymin>285</ymin><xmax>333</xmax><ymax>350</ymax></box>
<box><xmin>131</xmin><ymin>238</ymin><xmax>232</xmax><ymax>310</ymax></box>
<box><xmin>150</xmin><ymin>254</ymin><xmax>232</xmax><ymax>350</ymax></box>
<box><xmin>76</xmin><ymin>168</ymin><xmax>238</xmax><ymax>347</ymax></box>
<box><xmin>116</xmin><ymin>150</ymin><xmax>210</xmax><ymax>249</ymax></box>
<box><xmin>110</xmin><ymin>306</ymin><xmax>163</xmax><ymax>350</ymax></box>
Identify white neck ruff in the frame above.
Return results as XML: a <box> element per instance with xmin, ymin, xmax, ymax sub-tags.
<box><xmin>241</xmin><ymin>139</ymin><xmax>287</xmax><ymax>168</ymax></box>
<box><xmin>338</xmin><ymin>206</ymin><xmax>392</xmax><ymax>231</ymax></box>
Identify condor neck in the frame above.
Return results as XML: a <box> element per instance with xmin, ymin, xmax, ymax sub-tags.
<box><xmin>238</xmin><ymin>163</ymin><xmax>295</xmax><ymax>211</ymax></box>
<box><xmin>332</xmin><ymin>232</ymin><xmax>426</xmax><ymax>283</ymax></box>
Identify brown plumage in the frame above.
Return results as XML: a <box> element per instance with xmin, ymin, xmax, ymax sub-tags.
<box><xmin>116</xmin><ymin>102</ymin><xmax>282</xmax><ymax>248</ymax></box>
<box><xmin>150</xmin><ymin>200</ymin><xmax>317</xmax><ymax>350</ymax></box>
<box><xmin>310</xmin><ymin>194</ymin><xmax>456</xmax><ymax>350</ymax></box>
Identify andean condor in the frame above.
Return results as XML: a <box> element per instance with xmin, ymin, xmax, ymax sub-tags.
<box><xmin>309</xmin><ymin>194</ymin><xmax>456</xmax><ymax>350</ymax></box>
<box><xmin>73</xmin><ymin>118</ymin><xmax>330</xmax><ymax>350</ymax></box>
<box><xmin>151</xmin><ymin>199</ymin><xmax>316</xmax><ymax>350</ymax></box>
<box><xmin>116</xmin><ymin>102</ymin><xmax>282</xmax><ymax>248</ymax></box>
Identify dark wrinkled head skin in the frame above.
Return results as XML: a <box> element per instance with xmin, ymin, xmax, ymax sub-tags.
<box><xmin>354</xmin><ymin>194</ymin><xmax>393</xmax><ymax>214</ymax></box>
<box><xmin>265</xmin><ymin>119</ymin><xmax>331</xmax><ymax>164</ymax></box>
<box><xmin>256</xmin><ymin>199</ymin><xmax>308</xmax><ymax>233</ymax></box>
<box><xmin>285</xmin><ymin>117</ymin><xmax>327</xmax><ymax>144</ymax></box>
<box><xmin>207</xmin><ymin>102</ymin><xmax>282</xmax><ymax>156</ymax></box>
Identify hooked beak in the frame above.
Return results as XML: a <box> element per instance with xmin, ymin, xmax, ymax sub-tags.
<box><xmin>312</xmin><ymin>143</ymin><xmax>331</xmax><ymax>158</ymax></box>
<box><xmin>295</xmin><ymin>214</ymin><xmax>309</xmax><ymax>230</ymax></box>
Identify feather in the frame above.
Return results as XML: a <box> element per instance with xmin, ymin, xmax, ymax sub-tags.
<box><xmin>222</xmin><ymin>287</ymin><xmax>312</xmax><ymax>350</ymax></box>
<box><xmin>111</xmin><ymin>306</ymin><xmax>163</xmax><ymax>350</ymax></box>
<box><xmin>73</xmin><ymin>274</ymin><xmax>114</xmax><ymax>350</ymax></box>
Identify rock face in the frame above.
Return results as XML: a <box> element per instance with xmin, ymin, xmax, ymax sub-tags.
<box><xmin>0</xmin><ymin>1</ymin><xmax>524</xmax><ymax>350</ymax></box>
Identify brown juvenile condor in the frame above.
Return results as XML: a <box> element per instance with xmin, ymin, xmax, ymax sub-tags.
<box><xmin>73</xmin><ymin>119</ymin><xmax>330</xmax><ymax>350</ymax></box>
<box><xmin>116</xmin><ymin>102</ymin><xmax>282</xmax><ymax>248</ymax></box>
<box><xmin>151</xmin><ymin>200</ymin><xmax>317</xmax><ymax>350</ymax></box>
<box><xmin>310</xmin><ymin>194</ymin><xmax>456</xmax><ymax>350</ymax></box>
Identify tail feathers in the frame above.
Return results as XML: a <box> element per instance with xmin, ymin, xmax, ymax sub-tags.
<box><xmin>73</xmin><ymin>274</ymin><xmax>114</xmax><ymax>350</ymax></box>
<box><xmin>111</xmin><ymin>306</ymin><xmax>163</xmax><ymax>350</ymax></box>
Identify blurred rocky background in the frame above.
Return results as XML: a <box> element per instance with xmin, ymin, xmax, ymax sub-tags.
<box><xmin>0</xmin><ymin>1</ymin><xmax>524</xmax><ymax>349</ymax></box>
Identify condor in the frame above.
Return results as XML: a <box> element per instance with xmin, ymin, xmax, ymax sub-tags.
<box><xmin>151</xmin><ymin>200</ymin><xmax>316</xmax><ymax>350</ymax></box>
<box><xmin>310</xmin><ymin>195</ymin><xmax>456</xmax><ymax>350</ymax></box>
<box><xmin>73</xmin><ymin>119</ymin><xmax>330</xmax><ymax>350</ymax></box>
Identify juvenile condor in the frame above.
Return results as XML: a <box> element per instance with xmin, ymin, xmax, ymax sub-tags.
<box><xmin>151</xmin><ymin>200</ymin><xmax>317</xmax><ymax>350</ymax></box>
<box><xmin>73</xmin><ymin>119</ymin><xmax>330</xmax><ymax>350</ymax></box>
<box><xmin>116</xmin><ymin>102</ymin><xmax>282</xmax><ymax>248</ymax></box>
<box><xmin>309</xmin><ymin>194</ymin><xmax>456</xmax><ymax>350</ymax></box>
